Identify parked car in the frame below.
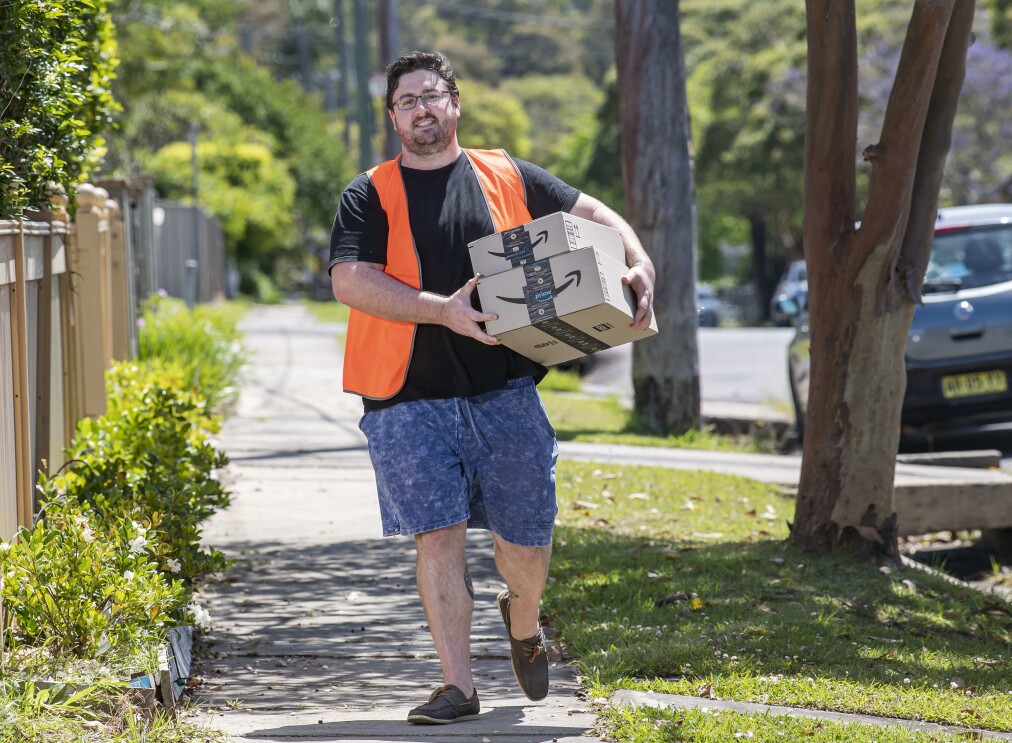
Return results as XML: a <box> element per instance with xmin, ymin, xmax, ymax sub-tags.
<box><xmin>770</xmin><ymin>259</ymin><xmax>808</xmax><ymax>326</ymax></box>
<box><xmin>697</xmin><ymin>283</ymin><xmax>724</xmax><ymax>327</ymax></box>
<box><xmin>782</xmin><ymin>204</ymin><xmax>1012</xmax><ymax>438</ymax></box>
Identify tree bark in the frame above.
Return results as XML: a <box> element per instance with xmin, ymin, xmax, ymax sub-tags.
<box><xmin>616</xmin><ymin>0</ymin><xmax>699</xmax><ymax>434</ymax></box>
<box><xmin>793</xmin><ymin>0</ymin><xmax>975</xmax><ymax>555</ymax></box>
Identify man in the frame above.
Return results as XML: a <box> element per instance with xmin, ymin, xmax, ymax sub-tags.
<box><xmin>330</xmin><ymin>51</ymin><xmax>655</xmax><ymax>725</ymax></box>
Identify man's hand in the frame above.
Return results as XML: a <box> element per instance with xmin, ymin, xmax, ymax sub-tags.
<box><xmin>623</xmin><ymin>263</ymin><xmax>655</xmax><ymax>331</ymax></box>
<box><xmin>440</xmin><ymin>274</ymin><xmax>501</xmax><ymax>345</ymax></box>
<box><xmin>571</xmin><ymin>193</ymin><xmax>656</xmax><ymax>331</ymax></box>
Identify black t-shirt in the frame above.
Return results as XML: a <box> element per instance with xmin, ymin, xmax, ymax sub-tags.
<box><xmin>329</xmin><ymin>151</ymin><xmax>581</xmax><ymax>411</ymax></box>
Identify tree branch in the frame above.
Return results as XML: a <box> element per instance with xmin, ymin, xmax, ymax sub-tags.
<box><xmin>859</xmin><ymin>0</ymin><xmax>954</xmax><ymax>266</ymax></box>
<box><xmin>892</xmin><ymin>1</ymin><xmax>976</xmax><ymax>309</ymax></box>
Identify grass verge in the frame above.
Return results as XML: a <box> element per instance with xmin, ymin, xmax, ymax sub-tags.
<box><xmin>603</xmin><ymin>705</ymin><xmax>984</xmax><ymax>742</ymax></box>
<box><xmin>0</xmin><ymin>682</ymin><xmax>228</xmax><ymax>742</ymax></box>
<box><xmin>547</xmin><ymin>461</ymin><xmax>1012</xmax><ymax>740</ymax></box>
<box><xmin>541</xmin><ymin>391</ymin><xmax>766</xmax><ymax>452</ymax></box>
<box><xmin>303</xmin><ymin>298</ymin><xmax>350</xmax><ymax>325</ymax></box>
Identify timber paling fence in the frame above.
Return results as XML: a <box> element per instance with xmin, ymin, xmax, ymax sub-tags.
<box><xmin>1</xmin><ymin>183</ymin><xmax>226</xmax><ymax>540</ymax></box>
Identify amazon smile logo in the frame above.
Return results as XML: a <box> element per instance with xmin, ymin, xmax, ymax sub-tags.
<box><xmin>495</xmin><ymin>270</ymin><xmax>582</xmax><ymax>304</ymax></box>
<box><xmin>487</xmin><ymin>229</ymin><xmax>549</xmax><ymax>258</ymax></box>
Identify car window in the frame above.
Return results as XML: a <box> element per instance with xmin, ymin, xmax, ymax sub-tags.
<box><xmin>925</xmin><ymin>225</ymin><xmax>1012</xmax><ymax>291</ymax></box>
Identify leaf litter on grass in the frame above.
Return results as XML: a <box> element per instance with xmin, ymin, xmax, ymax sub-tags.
<box><xmin>547</xmin><ymin>461</ymin><xmax>1012</xmax><ymax>736</ymax></box>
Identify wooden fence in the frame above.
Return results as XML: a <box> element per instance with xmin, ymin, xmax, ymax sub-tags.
<box><xmin>2</xmin><ymin>183</ymin><xmax>228</xmax><ymax>541</ymax></box>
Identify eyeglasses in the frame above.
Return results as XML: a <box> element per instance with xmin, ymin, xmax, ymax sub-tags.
<box><xmin>393</xmin><ymin>90</ymin><xmax>452</xmax><ymax>111</ymax></box>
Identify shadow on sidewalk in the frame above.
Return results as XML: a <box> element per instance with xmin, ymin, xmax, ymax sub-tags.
<box><xmin>191</xmin><ymin>534</ymin><xmax>575</xmax><ymax>709</ymax></box>
<box><xmin>240</xmin><ymin>710</ymin><xmax>591</xmax><ymax>741</ymax></box>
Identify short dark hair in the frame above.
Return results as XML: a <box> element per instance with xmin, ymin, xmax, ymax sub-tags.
<box><xmin>385</xmin><ymin>51</ymin><xmax>459</xmax><ymax>110</ymax></box>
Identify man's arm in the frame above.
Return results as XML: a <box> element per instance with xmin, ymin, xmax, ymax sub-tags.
<box><xmin>331</xmin><ymin>261</ymin><xmax>500</xmax><ymax>345</ymax></box>
<box><xmin>570</xmin><ymin>193</ymin><xmax>655</xmax><ymax>330</ymax></box>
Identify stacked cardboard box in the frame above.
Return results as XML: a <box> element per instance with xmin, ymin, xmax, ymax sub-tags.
<box><xmin>470</xmin><ymin>212</ymin><xmax>658</xmax><ymax>367</ymax></box>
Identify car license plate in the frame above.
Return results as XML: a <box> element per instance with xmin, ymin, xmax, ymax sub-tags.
<box><xmin>940</xmin><ymin>370</ymin><xmax>1008</xmax><ymax>399</ymax></box>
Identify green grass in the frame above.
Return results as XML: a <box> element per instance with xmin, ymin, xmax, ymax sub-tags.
<box><xmin>547</xmin><ymin>461</ymin><xmax>1012</xmax><ymax>739</ymax></box>
<box><xmin>212</xmin><ymin>297</ymin><xmax>252</xmax><ymax>326</ymax></box>
<box><xmin>0</xmin><ymin>680</ymin><xmax>228</xmax><ymax>742</ymax></box>
<box><xmin>540</xmin><ymin>367</ymin><xmax>584</xmax><ymax>392</ymax></box>
<box><xmin>303</xmin><ymin>298</ymin><xmax>350</xmax><ymax>325</ymax></box>
<box><xmin>541</xmin><ymin>391</ymin><xmax>762</xmax><ymax>452</ymax></box>
<box><xmin>603</xmin><ymin>705</ymin><xmax>982</xmax><ymax>742</ymax></box>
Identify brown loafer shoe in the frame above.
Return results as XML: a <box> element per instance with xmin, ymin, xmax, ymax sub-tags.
<box><xmin>407</xmin><ymin>684</ymin><xmax>480</xmax><ymax>724</ymax></box>
<box><xmin>497</xmin><ymin>589</ymin><xmax>549</xmax><ymax>700</ymax></box>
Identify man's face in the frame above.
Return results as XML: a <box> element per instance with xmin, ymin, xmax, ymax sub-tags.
<box><xmin>388</xmin><ymin>69</ymin><xmax>459</xmax><ymax>157</ymax></box>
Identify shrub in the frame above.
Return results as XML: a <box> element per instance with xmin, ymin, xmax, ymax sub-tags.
<box><xmin>0</xmin><ymin>0</ymin><xmax>119</xmax><ymax>216</ymax></box>
<box><xmin>137</xmin><ymin>294</ymin><xmax>244</xmax><ymax>413</ymax></box>
<box><xmin>53</xmin><ymin>362</ymin><xmax>230</xmax><ymax>585</ymax></box>
<box><xmin>0</xmin><ymin>502</ymin><xmax>185</xmax><ymax>659</ymax></box>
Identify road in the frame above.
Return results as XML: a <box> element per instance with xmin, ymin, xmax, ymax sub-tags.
<box><xmin>582</xmin><ymin>327</ymin><xmax>794</xmax><ymax>406</ymax></box>
<box><xmin>580</xmin><ymin>327</ymin><xmax>1012</xmax><ymax>469</ymax></box>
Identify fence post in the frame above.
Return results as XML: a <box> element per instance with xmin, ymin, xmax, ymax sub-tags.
<box><xmin>10</xmin><ymin>220</ymin><xmax>33</xmax><ymax>531</ymax></box>
<box><xmin>70</xmin><ymin>184</ymin><xmax>112</xmax><ymax>419</ymax></box>
<box><xmin>1</xmin><ymin>221</ymin><xmax>22</xmax><ymax>539</ymax></box>
<box><xmin>36</xmin><ymin>190</ymin><xmax>70</xmax><ymax>482</ymax></box>
<box><xmin>20</xmin><ymin>218</ymin><xmax>45</xmax><ymax>522</ymax></box>
<box><xmin>106</xmin><ymin>197</ymin><xmax>136</xmax><ymax>360</ymax></box>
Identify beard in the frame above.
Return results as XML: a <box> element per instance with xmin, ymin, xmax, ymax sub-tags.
<box><xmin>396</xmin><ymin>114</ymin><xmax>456</xmax><ymax>157</ymax></box>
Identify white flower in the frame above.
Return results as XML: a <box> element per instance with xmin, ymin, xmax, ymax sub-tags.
<box><xmin>75</xmin><ymin>517</ymin><xmax>95</xmax><ymax>543</ymax></box>
<box><xmin>0</xmin><ymin>542</ymin><xmax>11</xmax><ymax>553</ymax></box>
<box><xmin>128</xmin><ymin>535</ymin><xmax>148</xmax><ymax>554</ymax></box>
<box><xmin>190</xmin><ymin>603</ymin><xmax>212</xmax><ymax>630</ymax></box>
<box><xmin>123</xmin><ymin>570</ymin><xmax>135</xmax><ymax>581</ymax></box>
<box><xmin>131</xmin><ymin>521</ymin><xmax>147</xmax><ymax>536</ymax></box>
<box><xmin>166</xmin><ymin>558</ymin><xmax>181</xmax><ymax>573</ymax></box>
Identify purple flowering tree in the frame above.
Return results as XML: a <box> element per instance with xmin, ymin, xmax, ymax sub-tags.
<box><xmin>859</xmin><ymin>37</ymin><xmax>1012</xmax><ymax>206</ymax></box>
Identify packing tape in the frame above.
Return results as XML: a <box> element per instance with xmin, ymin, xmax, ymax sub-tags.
<box><xmin>514</xmin><ymin>259</ymin><xmax>610</xmax><ymax>355</ymax></box>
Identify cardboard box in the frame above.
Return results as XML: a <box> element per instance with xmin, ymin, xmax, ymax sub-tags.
<box><xmin>468</xmin><ymin>212</ymin><xmax>625</xmax><ymax>278</ymax></box>
<box><xmin>477</xmin><ymin>247</ymin><xmax>658</xmax><ymax>367</ymax></box>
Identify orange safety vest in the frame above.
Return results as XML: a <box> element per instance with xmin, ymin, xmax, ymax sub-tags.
<box><xmin>342</xmin><ymin>148</ymin><xmax>533</xmax><ymax>399</ymax></box>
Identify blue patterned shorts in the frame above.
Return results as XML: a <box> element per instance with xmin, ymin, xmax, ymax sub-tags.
<box><xmin>358</xmin><ymin>377</ymin><xmax>558</xmax><ymax>546</ymax></box>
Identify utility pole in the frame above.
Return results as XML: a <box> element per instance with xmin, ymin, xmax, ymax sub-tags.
<box><xmin>296</xmin><ymin>23</ymin><xmax>312</xmax><ymax>92</ymax></box>
<box><xmin>334</xmin><ymin>0</ymin><xmax>352</xmax><ymax>150</ymax></box>
<box><xmin>186</xmin><ymin>124</ymin><xmax>201</xmax><ymax>309</ymax></box>
<box><xmin>378</xmin><ymin>0</ymin><xmax>400</xmax><ymax>160</ymax></box>
<box><xmin>353</xmin><ymin>0</ymin><xmax>374</xmax><ymax>171</ymax></box>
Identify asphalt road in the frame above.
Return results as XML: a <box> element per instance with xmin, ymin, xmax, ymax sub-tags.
<box><xmin>581</xmin><ymin>327</ymin><xmax>793</xmax><ymax>406</ymax></box>
<box><xmin>580</xmin><ymin>327</ymin><xmax>1012</xmax><ymax>468</ymax></box>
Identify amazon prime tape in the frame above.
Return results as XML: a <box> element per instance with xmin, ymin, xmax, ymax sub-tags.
<box><xmin>468</xmin><ymin>212</ymin><xmax>625</xmax><ymax>278</ymax></box>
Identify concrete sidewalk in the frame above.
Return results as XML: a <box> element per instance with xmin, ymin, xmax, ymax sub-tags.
<box><xmin>194</xmin><ymin>304</ymin><xmax>596</xmax><ymax>742</ymax></box>
<box><xmin>193</xmin><ymin>303</ymin><xmax>1011</xmax><ymax>741</ymax></box>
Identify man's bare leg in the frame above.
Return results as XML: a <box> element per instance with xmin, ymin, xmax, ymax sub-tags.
<box><xmin>492</xmin><ymin>534</ymin><xmax>551</xmax><ymax>639</ymax></box>
<box><xmin>415</xmin><ymin>521</ymin><xmax>474</xmax><ymax>696</ymax></box>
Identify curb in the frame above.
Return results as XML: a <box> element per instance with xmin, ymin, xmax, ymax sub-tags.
<box><xmin>897</xmin><ymin>449</ymin><xmax>1003</xmax><ymax>469</ymax></box>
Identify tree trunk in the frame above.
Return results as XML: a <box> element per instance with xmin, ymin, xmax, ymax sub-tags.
<box><xmin>793</xmin><ymin>0</ymin><xmax>975</xmax><ymax>556</ymax></box>
<box><xmin>749</xmin><ymin>212</ymin><xmax>771</xmax><ymax>322</ymax></box>
<box><xmin>616</xmin><ymin>0</ymin><xmax>699</xmax><ymax>434</ymax></box>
